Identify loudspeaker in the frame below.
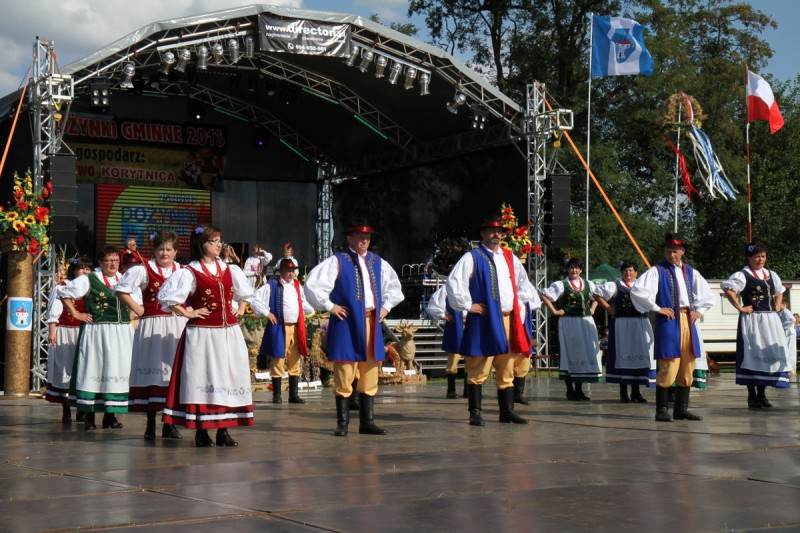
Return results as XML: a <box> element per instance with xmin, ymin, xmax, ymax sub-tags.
<box><xmin>45</xmin><ymin>155</ymin><xmax>78</xmax><ymax>245</ymax></box>
<box><xmin>544</xmin><ymin>174</ymin><xmax>571</xmax><ymax>249</ymax></box>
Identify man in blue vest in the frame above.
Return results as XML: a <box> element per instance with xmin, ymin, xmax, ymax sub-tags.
<box><xmin>631</xmin><ymin>233</ymin><xmax>715</xmax><ymax>422</ymax></box>
<box><xmin>305</xmin><ymin>220</ymin><xmax>404</xmax><ymax>437</ymax></box>
<box><xmin>446</xmin><ymin>215</ymin><xmax>536</xmax><ymax>426</ymax></box>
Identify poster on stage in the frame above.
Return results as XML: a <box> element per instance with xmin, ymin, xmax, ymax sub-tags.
<box><xmin>258</xmin><ymin>15</ymin><xmax>351</xmax><ymax>57</ymax></box>
<box><xmin>7</xmin><ymin>297</ymin><xmax>33</xmax><ymax>331</ymax></box>
<box><xmin>64</xmin><ymin>114</ymin><xmax>227</xmax><ymax>192</ymax></box>
<box><xmin>95</xmin><ymin>185</ymin><xmax>211</xmax><ymax>261</ymax></box>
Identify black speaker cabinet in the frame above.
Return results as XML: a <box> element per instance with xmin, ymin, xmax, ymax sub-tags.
<box><xmin>544</xmin><ymin>173</ymin><xmax>571</xmax><ymax>249</ymax></box>
<box><xmin>45</xmin><ymin>155</ymin><xmax>78</xmax><ymax>245</ymax></box>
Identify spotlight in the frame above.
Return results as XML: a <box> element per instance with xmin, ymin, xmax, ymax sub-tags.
<box><xmin>418</xmin><ymin>72</ymin><xmax>430</xmax><ymax>96</ymax></box>
<box><xmin>358</xmin><ymin>49</ymin><xmax>374</xmax><ymax>73</ymax></box>
<box><xmin>387</xmin><ymin>62</ymin><xmax>402</xmax><ymax>85</ymax></box>
<box><xmin>196</xmin><ymin>46</ymin><xmax>209</xmax><ymax>70</ymax></box>
<box><xmin>264</xmin><ymin>81</ymin><xmax>277</xmax><ymax>96</ymax></box>
<box><xmin>227</xmin><ymin>39</ymin><xmax>240</xmax><ymax>63</ymax></box>
<box><xmin>188</xmin><ymin>100</ymin><xmax>207</xmax><ymax>121</ymax></box>
<box><xmin>211</xmin><ymin>43</ymin><xmax>225</xmax><ymax>64</ymax></box>
<box><xmin>446</xmin><ymin>92</ymin><xmax>467</xmax><ymax>114</ymax></box>
<box><xmin>174</xmin><ymin>49</ymin><xmax>191</xmax><ymax>73</ymax></box>
<box><xmin>245</xmin><ymin>36</ymin><xmax>255</xmax><ymax>59</ymax></box>
<box><xmin>89</xmin><ymin>82</ymin><xmax>112</xmax><ymax>110</ymax></box>
<box><xmin>470</xmin><ymin>106</ymin><xmax>489</xmax><ymax>129</ymax></box>
<box><xmin>374</xmin><ymin>55</ymin><xmax>388</xmax><ymax>78</ymax></box>
<box><xmin>344</xmin><ymin>45</ymin><xmax>359</xmax><ymax>67</ymax></box>
<box><xmin>159</xmin><ymin>51</ymin><xmax>175</xmax><ymax>75</ymax></box>
<box><xmin>119</xmin><ymin>63</ymin><xmax>135</xmax><ymax>89</ymax></box>
<box><xmin>403</xmin><ymin>67</ymin><xmax>417</xmax><ymax>90</ymax></box>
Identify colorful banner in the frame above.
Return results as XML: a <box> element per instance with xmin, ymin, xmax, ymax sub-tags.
<box><xmin>258</xmin><ymin>15</ymin><xmax>351</xmax><ymax>56</ymax></box>
<box><xmin>95</xmin><ymin>185</ymin><xmax>211</xmax><ymax>261</ymax></box>
<box><xmin>64</xmin><ymin>114</ymin><xmax>227</xmax><ymax>191</ymax></box>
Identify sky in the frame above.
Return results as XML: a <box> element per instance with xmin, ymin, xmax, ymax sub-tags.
<box><xmin>0</xmin><ymin>0</ymin><xmax>796</xmax><ymax>97</ymax></box>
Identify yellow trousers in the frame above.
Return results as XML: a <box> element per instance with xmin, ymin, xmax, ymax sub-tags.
<box><xmin>333</xmin><ymin>313</ymin><xmax>378</xmax><ymax>397</ymax></box>
<box><xmin>465</xmin><ymin>315</ymin><xmax>515</xmax><ymax>389</ymax></box>
<box><xmin>269</xmin><ymin>323</ymin><xmax>303</xmax><ymax>377</ymax></box>
<box><xmin>656</xmin><ymin>310</ymin><xmax>696</xmax><ymax>388</ymax></box>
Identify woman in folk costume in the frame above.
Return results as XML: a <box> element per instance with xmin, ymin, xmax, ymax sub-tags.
<box><xmin>157</xmin><ymin>225</ymin><xmax>256</xmax><ymax>447</ymax></box>
<box><xmin>45</xmin><ymin>257</ymin><xmax>92</xmax><ymax>422</ymax></box>
<box><xmin>593</xmin><ymin>261</ymin><xmax>655</xmax><ymax>403</ymax></box>
<box><xmin>60</xmin><ymin>246</ymin><xmax>134</xmax><ymax>431</ymax></box>
<box><xmin>541</xmin><ymin>257</ymin><xmax>602</xmax><ymax>401</ymax></box>
<box><xmin>721</xmin><ymin>241</ymin><xmax>791</xmax><ymax>408</ymax></box>
<box><xmin>114</xmin><ymin>230</ymin><xmax>188</xmax><ymax>441</ymax></box>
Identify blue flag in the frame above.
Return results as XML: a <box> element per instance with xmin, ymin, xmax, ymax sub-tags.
<box><xmin>591</xmin><ymin>15</ymin><xmax>654</xmax><ymax>76</ymax></box>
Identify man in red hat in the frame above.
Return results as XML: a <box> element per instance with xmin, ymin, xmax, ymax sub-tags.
<box><xmin>252</xmin><ymin>258</ymin><xmax>314</xmax><ymax>405</ymax></box>
<box><xmin>446</xmin><ymin>215</ymin><xmax>537</xmax><ymax>426</ymax></box>
<box><xmin>305</xmin><ymin>219</ymin><xmax>404</xmax><ymax>437</ymax></box>
<box><xmin>631</xmin><ymin>233</ymin><xmax>714</xmax><ymax>422</ymax></box>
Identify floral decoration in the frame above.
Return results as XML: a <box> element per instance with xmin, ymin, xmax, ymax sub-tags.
<box><xmin>0</xmin><ymin>170</ymin><xmax>51</xmax><ymax>255</ymax></box>
<box><xmin>499</xmin><ymin>203</ymin><xmax>541</xmax><ymax>257</ymax></box>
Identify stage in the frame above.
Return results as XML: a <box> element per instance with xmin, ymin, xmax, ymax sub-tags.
<box><xmin>0</xmin><ymin>373</ymin><xmax>798</xmax><ymax>532</ymax></box>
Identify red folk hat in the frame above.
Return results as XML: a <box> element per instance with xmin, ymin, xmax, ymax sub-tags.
<box><xmin>479</xmin><ymin>215</ymin><xmax>503</xmax><ymax>232</ymax></box>
<box><xmin>278</xmin><ymin>258</ymin><xmax>296</xmax><ymax>271</ymax></box>
<box><xmin>344</xmin><ymin>218</ymin><xmax>376</xmax><ymax>235</ymax></box>
<box><xmin>661</xmin><ymin>233</ymin><xmax>687</xmax><ymax>248</ymax></box>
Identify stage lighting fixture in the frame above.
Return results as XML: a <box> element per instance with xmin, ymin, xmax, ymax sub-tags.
<box><xmin>387</xmin><ymin>62</ymin><xmax>403</xmax><ymax>85</ymax></box>
<box><xmin>119</xmin><ymin>63</ymin><xmax>135</xmax><ymax>89</ymax></box>
<box><xmin>358</xmin><ymin>49</ymin><xmax>374</xmax><ymax>73</ymax></box>
<box><xmin>196</xmin><ymin>46</ymin><xmax>209</xmax><ymax>70</ymax></box>
<box><xmin>174</xmin><ymin>49</ymin><xmax>191</xmax><ymax>73</ymax></box>
<box><xmin>148</xmin><ymin>73</ymin><xmax>161</xmax><ymax>90</ymax></box>
<box><xmin>418</xmin><ymin>72</ymin><xmax>430</xmax><ymax>96</ymax></box>
<box><xmin>470</xmin><ymin>106</ymin><xmax>489</xmax><ymax>129</ymax></box>
<box><xmin>89</xmin><ymin>82</ymin><xmax>112</xmax><ymax>109</ymax></box>
<box><xmin>446</xmin><ymin>92</ymin><xmax>467</xmax><ymax>114</ymax></box>
<box><xmin>159</xmin><ymin>51</ymin><xmax>176</xmax><ymax>75</ymax></box>
<box><xmin>245</xmin><ymin>36</ymin><xmax>255</xmax><ymax>58</ymax></box>
<box><xmin>228</xmin><ymin>39</ymin><xmax>240</xmax><ymax>63</ymax></box>
<box><xmin>211</xmin><ymin>43</ymin><xmax>225</xmax><ymax>64</ymax></box>
<box><xmin>344</xmin><ymin>45</ymin><xmax>360</xmax><ymax>67</ymax></box>
<box><xmin>188</xmin><ymin>99</ymin><xmax>207</xmax><ymax>121</ymax></box>
<box><xmin>264</xmin><ymin>81</ymin><xmax>277</xmax><ymax>96</ymax></box>
<box><xmin>374</xmin><ymin>55</ymin><xmax>388</xmax><ymax>78</ymax></box>
<box><xmin>403</xmin><ymin>67</ymin><xmax>417</xmax><ymax>90</ymax></box>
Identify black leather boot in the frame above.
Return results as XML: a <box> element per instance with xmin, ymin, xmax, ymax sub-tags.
<box><xmin>673</xmin><ymin>386</ymin><xmax>702</xmax><ymax>420</ymax></box>
<box><xmin>288</xmin><ymin>375</ymin><xmax>305</xmax><ymax>404</ymax></box>
<box><xmin>756</xmin><ymin>385</ymin><xmax>772</xmax><ymax>408</ymax></box>
<box><xmin>61</xmin><ymin>403</ymin><xmax>72</xmax><ymax>423</ymax></box>
<box><xmin>334</xmin><ymin>395</ymin><xmax>350</xmax><ymax>437</ymax></box>
<box><xmin>575</xmin><ymin>382</ymin><xmax>590</xmax><ymax>401</ymax></box>
<box><xmin>619</xmin><ymin>383</ymin><xmax>631</xmax><ymax>403</ymax></box>
<box><xmin>499</xmin><ymin>387</ymin><xmax>528</xmax><ymax>424</ymax></box>
<box><xmin>84</xmin><ymin>411</ymin><xmax>96</xmax><ymax>431</ymax></box>
<box><xmin>655</xmin><ymin>387</ymin><xmax>673</xmax><ymax>422</ymax></box>
<box><xmin>162</xmin><ymin>421</ymin><xmax>182</xmax><ymax>439</ymax></box>
<box><xmin>102</xmin><ymin>412</ymin><xmax>123</xmax><ymax>429</ymax></box>
<box><xmin>565</xmin><ymin>379</ymin><xmax>577</xmax><ymax>401</ymax></box>
<box><xmin>75</xmin><ymin>410</ymin><xmax>86</xmax><ymax>422</ymax></box>
<box><xmin>144</xmin><ymin>411</ymin><xmax>156</xmax><ymax>441</ymax></box>
<box><xmin>358</xmin><ymin>394</ymin><xmax>387</xmax><ymax>435</ymax></box>
<box><xmin>630</xmin><ymin>384</ymin><xmax>647</xmax><ymax>403</ymax></box>
<box><xmin>667</xmin><ymin>386</ymin><xmax>676</xmax><ymax>406</ymax></box>
<box><xmin>349</xmin><ymin>379</ymin><xmax>360</xmax><ymax>410</ymax></box>
<box><xmin>272</xmin><ymin>377</ymin><xmax>283</xmax><ymax>404</ymax></box>
<box><xmin>747</xmin><ymin>385</ymin><xmax>762</xmax><ymax>408</ymax></box>
<box><xmin>195</xmin><ymin>429</ymin><xmax>215</xmax><ymax>447</ymax></box>
<box><xmin>462</xmin><ymin>374</ymin><xmax>468</xmax><ymax>399</ymax></box>
<box><xmin>216</xmin><ymin>428</ymin><xmax>238</xmax><ymax>446</ymax></box>
<box><xmin>513</xmin><ymin>377</ymin><xmax>531</xmax><ymax>405</ymax></box>
<box><xmin>446</xmin><ymin>374</ymin><xmax>459</xmax><ymax>399</ymax></box>
<box><xmin>467</xmin><ymin>383</ymin><xmax>485</xmax><ymax>426</ymax></box>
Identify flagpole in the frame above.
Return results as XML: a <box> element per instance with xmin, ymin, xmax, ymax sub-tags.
<box><xmin>585</xmin><ymin>13</ymin><xmax>593</xmax><ymax>279</ymax></box>
<box><xmin>673</xmin><ymin>104</ymin><xmax>682</xmax><ymax>232</ymax></box>
<box><xmin>745</xmin><ymin>66</ymin><xmax>752</xmax><ymax>241</ymax></box>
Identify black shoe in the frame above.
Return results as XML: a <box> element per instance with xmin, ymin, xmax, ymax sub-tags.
<box><xmin>162</xmin><ymin>423</ymin><xmax>182</xmax><ymax>439</ymax></box>
<box><xmin>61</xmin><ymin>404</ymin><xmax>72</xmax><ymax>423</ymax></box>
<box><xmin>349</xmin><ymin>380</ymin><xmax>360</xmax><ymax>410</ymax></box>
<box><xmin>620</xmin><ymin>384</ymin><xmax>631</xmax><ymax>403</ymax></box>
<box><xmin>575</xmin><ymin>390</ymin><xmax>591</xmax><ymax>401</ymax></box>
<box><xmin>272</xmin><ymin>377</ymin><xmax>283</xmax><ymax>404</ymax></box>
<box><xmin>358</xmin><ymin>395</ymin><xmax>388</xmax><ymax>435</ymax></box>
<box><xmin>673</xmin><ymin>386</ymin><xmax>703</xmax><ymax>421</ymax></box>
<box><xmin>84</xmin><ymin>412</ymin><xmax>96</xmax><ymax>431</ymax></box>
<box><xmin>144</xmin><ymin>412</ymin><xmax>156</xmax><ymax>441</ymax></box>
<box><xmin>513</xmin><ymin>377</ymin><xmax>531</xmax><ymax>405</ymax></box>
<box><xmin>467</xmin><ymin>383</ymin><xmax>485</xmax><ymax>426</ymax></box>
<box><xmin>566</xmin><ymin>390</ymin><xmax>578</xmax><ymax>401</ymax></box>
<box><xmin>102</xmin><ymin>413</ymin><xmax>123</xmax><ymax>429</ymax></box>
<box><xmin>498</xmin><ymin>388</ymin><xmax>528</xmax><ymax>424</ymax></box>
<box><xmin>630</xmin><ymin>388</ymin><xmax>648</xmax><ymax>403</ymax></box>
<box><xmin>757</xmin><ymin>386</ymin><xmax>773</xmax><ymax>408</ymax></box>
<box><xmin>195</xmin><ymin>429</ymin><xmax>215</xmax><ymax>447</ymax></box>
<box><xmin>446</xmin><ymin>374</ymin><xmax>460</xmax><ymax>399</ymax></box>
<box><xmin>75</xmin><ymin>411</ymin><xmax>86</xmax><ymax>423</ymax></box>
<box><xmin>335</xmin><ymin>395</ymin><xmax>350</xmax><ymax>437</ymax></box>
<box><xmin>747</xmin><ymin>394</ymin><xmax>763</xmax><ymax>409</ymax></box>
<box><xmin>216</xmin><ymin>428</ymin><xmax>238</xmax><ymax>446</ymax></box>
<box><xmin>288</xmin><ymin>376</ymin><xmax>306</xmax><ymax>404</ymax></box>
<box><xmin>655</xmin><ymin>387</ymin><xmax>673</xmax><ymax>422</ymax></box>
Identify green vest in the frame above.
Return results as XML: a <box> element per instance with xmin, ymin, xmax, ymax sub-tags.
<box><xmin>83</xmin><ymin>273</ymin><xmax>131</xmax><ymax>324</ymax></box>
<box><xmin>556</xmin><ymin>279</ymin><xmax>592</xmax><ymax>317</ymax></box>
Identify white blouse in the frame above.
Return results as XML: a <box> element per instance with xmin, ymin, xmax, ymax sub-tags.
<box><xmin>157</xmin><ymin>260</ymin><xmax>254</xmax><ymax>310</ymax></box>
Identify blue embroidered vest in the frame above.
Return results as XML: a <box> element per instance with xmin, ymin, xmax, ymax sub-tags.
<box><xmin>326</xmin><ymin>251</ymin><xmax>385</xmax><ymax>362</ymax></box>
<box><xmin>654</xmin><ymin>261</ymin><xmax>702</xmax><ymax>359</ymax></box>
<box><xmin>259</xmin><ymin>279</ymin><xmax>287</xmax><ymax>359</ymax></box>
<box><xmin>459</xmin><ymin>248</ymin><xmax>509</xmax><ymax>356</ymax></box>
<box><xmin>740</xmin><ymin>270</ymin><xmax>776</xmax><ymax>312</ymax></box>
<box><xmin>441</xmin><ymin>300</ymin><xmax>463</xmax><ymax>354</ymax></box>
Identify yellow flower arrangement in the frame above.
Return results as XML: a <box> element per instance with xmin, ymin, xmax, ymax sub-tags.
<box><xmin>499</xmin><ymin>203</ymin><xmax>542</xmax><ymax>257</ymax></box>
<box><xmin>0</xmin><ymin>170</ymin><xmax>51</xmax><ymax>255</ymax></box>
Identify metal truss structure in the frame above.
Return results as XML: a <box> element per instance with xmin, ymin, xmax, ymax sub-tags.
<box><xmin>29</xmin><ymin>38</ymin><xmax>74</xmax><ymax>391</ymax></box>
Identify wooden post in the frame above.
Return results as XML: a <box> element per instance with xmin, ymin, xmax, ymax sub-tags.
<box><xmin>3</xmin><ymin>249</ymin><xmax>34</xmax><ymax>396</ymax></box>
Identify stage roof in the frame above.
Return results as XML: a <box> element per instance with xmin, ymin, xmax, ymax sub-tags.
<box><xmin>0</xmin><ymin>4</ymin><xmax>523</xmax><ymax>182</ymax></box>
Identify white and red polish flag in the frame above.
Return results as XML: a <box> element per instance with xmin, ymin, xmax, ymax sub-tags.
<box><xmin>747</xmin><ymin>69</ymin><xmax>784</xmax><ymax>134</ymax></box>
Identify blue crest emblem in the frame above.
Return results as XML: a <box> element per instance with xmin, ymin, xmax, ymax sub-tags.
<box><xmin>612</xmin><ymin>29</ymin><xmax>636</xmax><ymax>64</ymax></box>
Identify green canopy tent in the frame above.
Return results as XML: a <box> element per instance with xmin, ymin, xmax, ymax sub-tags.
<box><xmin>588</xmin><ymin>263</ymin><xmax>621</xmax><ymax>284</ymax></box>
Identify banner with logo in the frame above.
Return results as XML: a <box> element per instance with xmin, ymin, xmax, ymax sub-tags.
<box><xmin>64</xmin><ymin>114</ymin><xmax>227</xmax><ymax>191</ymax></box>
<box><xmin>95</xmin><ymin>185</ymin><xmax>211</xmax><ymax>261</ymax></box>
<box><xmin>258</xmin><ymin>15</ymin><xmax>351</xmax><ymax>57</ymax></box>
<box><xmin>7</xmin><ymin>297</ymin><xmax>33</xmax><ymax>331</ymax></box>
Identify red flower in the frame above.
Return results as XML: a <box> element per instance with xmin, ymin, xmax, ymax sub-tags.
<box><xmin>13</xmin><ymin>190</ymin><xmax>22</xmax><ymax>202</ymax></box>
<box><xmin>34</xmin><ymin>207</ymin><xmax>49</xmax><ymax>222</ymax></box>
<box><xmin>14</xmin><ymin>235</ymin><xmax>25</xmax><ymax>245</ymax></box>
<box><xmin>534</xmin><ymin>244</ymin><xmax>543</xmax><ymax>256</ymax></box>
<box><xmin>37</xmin><ymin>196</ymin><xmax>44</xmax><ymax>202</ymax></box>
<box><xmin>28</xmin><ymin>238</ymin><xmax>38</xmax><ymax>255</ymax></box>
<box><xmin>0</xmin><ymin>206</ymin><xmax>4</xmax><ymax>212</ymax></box>
<box><xmin>45</xmin><ymin>182</ymin><xmax>53</xmax><ymax>192</ymax></box>
<box><xmin>16</xmin><ymin>202</ymin><xmax>28</xmax><ymax>211</ymax></box>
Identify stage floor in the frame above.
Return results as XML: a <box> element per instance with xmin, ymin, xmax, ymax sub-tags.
<box><xmin>1</xmin><ymin>373</ymin><xmax>799</xmax><ymax>532</ymax></box>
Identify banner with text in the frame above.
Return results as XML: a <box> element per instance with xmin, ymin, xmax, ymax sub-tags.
<box><xmin>64</xmin><ymin>114</ymin><xmax>227</xmax><ymax>191</ymax></box>
<box><xmin>96</xmin><ymin>185</ymin><xmax>211</xmax><ymax>261</ymax></box>
<box><xmin>258</xmin><ymin>15</ymin><xmax>351</xmax><ymax>56</ymax></box>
